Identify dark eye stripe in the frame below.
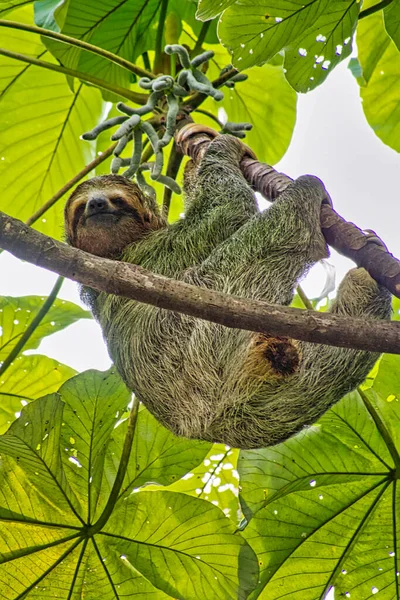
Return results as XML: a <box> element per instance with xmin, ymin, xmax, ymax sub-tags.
<box><xmin>72</xmin><ymin>204</ymin><xmax>85</xmax><ymax>234</ymax></box>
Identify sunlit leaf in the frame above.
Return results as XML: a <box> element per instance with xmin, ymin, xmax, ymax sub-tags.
<box><xmin>238</xmin><ymin>383</ymin><xmax>399</xmax><ymax>599</ymax></box>
<box><xmin>0</xmin><ymin>294</ymin><xmax>90</xmax><ymax>361</ymax></box>
<box><xmin>196</xmin><ymin>0</ymin><xmax>236</xmax><ymax>22</ymax></box>
<box><xmin>0</xmin><ymin>369</ymin><xmax>258</xmax><ymax>599</ymax></box>
<box><xmin>204</xmin><ymin>65</ymin><xmax>296</xmax><ymax>164</ymax></box>
<box><xmin>166</xmin><ymin>445</ymin><xmax>242</xmax><ymax>524</ymax></box>
<box><xmin>355</xmin><ymin>10</ymin><xmax>400</xmax><ymax>152</ymax></box>
<box><xmin>0</xmin><ymin>0</ymin><xmax>33</xmax><ymax>15</ymax></box>
<box><xmin>0</xmin><ymin>354</ymin><xmax>75</xmax><ymax>433</ymax></box>
<box><xmin>191</xmin><ymin>39</ymin><xmax>296</xmax><ymax>164</ymax></box>
<box><xmin>384</xmin><ymin>0</ymin><xmax>400</xmax><ymax>50</ymax></box>
<box><xmin>218</xmin><ymin>0</ymin><xmax>359</xmax><ymax>92</ymax></box>
<box><xmin>0</xmin><ymin>6</ymin><xmax>104</xmax><ymax>240</ymax></box>
<box><xmin>86</xmin><ymin>403</ymin><xmax>211</xmax><ymax>520</ymax></box>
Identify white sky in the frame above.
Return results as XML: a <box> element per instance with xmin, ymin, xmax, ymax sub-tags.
<box><xmin>1</xmin><ymin>58</ymin><xmax>396</xmax><ymax>600</ymax></box>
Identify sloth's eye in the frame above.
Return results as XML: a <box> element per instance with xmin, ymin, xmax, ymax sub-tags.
<box><xmin>112</xmin><ymin>196</ymin><xmax>125</xmax><ymax>207</ymax></box>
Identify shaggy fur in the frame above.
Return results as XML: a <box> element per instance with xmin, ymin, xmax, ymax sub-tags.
<box><xmin>65</xmin><ymin>136</ymin><xmax>392</xmax><ymax>449</ymax></box>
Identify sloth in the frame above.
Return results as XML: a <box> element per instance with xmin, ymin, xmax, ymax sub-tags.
<box><xmin>65</xmin><ymin>133</ymin><xmax>391</xmax><ymax>449</ymax></box>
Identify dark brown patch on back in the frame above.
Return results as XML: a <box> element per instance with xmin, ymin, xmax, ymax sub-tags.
<box><xmin>246</xmin><ymin>333</ymin><xmax>301</xmax><ymax>381</ymax></box>
<box><xmin>262</xmin><ymin>337</ymin><xmax>300</xmax><ymax>376</ymax></box>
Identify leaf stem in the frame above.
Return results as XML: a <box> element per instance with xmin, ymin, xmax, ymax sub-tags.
<box><xmin>90</xmin><ymin>397</ymin><xmax>139</xmax><ymax>533</ymax></box>
<box><xmin>193</xmin><ymin>108</ymin><xmax>223</xmax><ymax>127</ymax></box>
<box><xmin>26</xmin><ymin>143</ymin><xmax>117</xmax><ymax>227</ymax></box>
<box><xmin>0</xmin><ymin>20</ymin><xmax>155</xmax><ymax>79</ymax></box>
<box><xmin>296</xmin><ymin>285</ymin><xmax>314</xmax><ymax>310</ymax></box>
<box><xmin>192</xmin><ymin>21</ymin><xmax>211</xmax><ymax>56</ymax></box>
<box><xmin>0</xmin><ymin>48</ymin><xmax>147</xmax><ymax>104</ymax></box>
<box><xmin>359</xmin><ymin>0</ymin><xmax>394</xmax><ymax>19</ymax></box>
<box><xmin>162</xmin><ymin>142</ymin><xmax>183</xmax><ymax>219</ymax></box>
<box><xmin>0</xmin><ymin>276</ymin><xmax>64</xmax><ymax>377</ymax></box>
<box><xmin>359</xmin><ymin>389</ymin><xmax>400</xmax><ymax>470</ymax></box>
<box><xmin>154</xmin><ymin>0</ymin><xmax>169</xmax><ymax>72</ymax></box>
<box><xmin>142</xmin><ymin>51</ymin><xmax>151</xmax><ymax>72</ymax></box>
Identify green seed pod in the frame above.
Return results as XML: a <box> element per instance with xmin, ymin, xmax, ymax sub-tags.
<box><xmin>114</xmin><ymin>134</ymin><xmax>131</xmax><ymax>157</ymax></box>
<box><xmin>172</xmin><ymin>82</ymin><xmax>188</xmax><ymax>96</ymax></box>
<box><xmin>231</xmin><ymin>73</ymin><xmax>248</xmax><ymax>82</ymax></box>
<box><xmin>191</xmin><ymin>51</ymin><xmax>214</xmax><ymax>68</ymax></box>
<box><xmin>111</xmin><ymin>157</ymin><xmax>123</xmax><ymax>173</ymax></box>
<box><xmin>138</xmin><ymin>77</ymin><xmax>154</xmax><ymax>90</ymax></box>
<box><xmin>152</xmin><ymin>75</ymin><xmax>174</xmax><ymax>92</ymax></box>
<box><xmin>117</xmin><ymin>102</ymin><xmax>137</xmax><ymax>116</ymax></box>
<box><xmin>224</xmin><ymin>121</ymin><xmax>253</xmax><ymax>131</ymax></box>
<box><xmin>141</xmin><ymin>162</ymin><xmax>181</xmax><ymax>194</ymax></box>
<box><xmin>159</xmin><ymin>94</ymin><xmax>179</xmax><ymax>148</ymax></box>
<box><xmin>81</xmin><ymin>116</ymin><xmax>127</xmax><ymax>140</ymax></box>
<box><xmin>141</xmin><ymin>121</ymin><xmax>163</xmax><ymax>179</ymax></box>
<box><xmin>164</xmin><ymin>44</ymin><xmax>191</xmax><ymax>69</ymax></box>
<box><xmin>129</xmin><ymin>128</ymin><xmax>143</xmax><ymax>175</ymax></box>
<box><xmin>111</xmin><ymin>114</ymin><xmax>141</xmax><ymax>140</ymax></box>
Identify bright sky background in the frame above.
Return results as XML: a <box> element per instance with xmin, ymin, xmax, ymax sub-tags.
<box><xmin>1</xmin><ymin>59</ymin><xmax>398</xmax><ymax>600</ymax></box>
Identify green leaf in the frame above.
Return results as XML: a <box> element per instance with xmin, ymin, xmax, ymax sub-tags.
<box><xmin>237</xmin><ymin>383</ymin><xmax>399</xmax><ymax>599</ymax></box>
<box><xmin>166</xmin><ymin>445</ymin><xmax>242</xmax><ymax>524</ymax></box>
<box><xmin>0</xmin><ymin>369</ymin><xmax>258</xmax><ymax>598</ymax></box>
<box><xmin>196</xmin><ymin>0</ymin><xmax>236</xmax><ymax>22</ymax></box>
<box><xmin>384</xmin><ymin>0</ymin><xmax>400</xmax><ymax>50</ymax></box>
<box><xmin>355</xmin><ymin>10</ymin><xmax>400</xmax><ymax>152</ymax></box>
<box><xmin>0</xmin><ymin>354</ymin><xmax>75</xmax><ymax>433</ymax></box>
<box><xmin>104</xmin><ymin>490</ymin><xmax>258</xmax><ymax>600</ymax></box>
<box><xmin>283</xmin><ymin>1</ymin><xmax>360</xmax><ymax>93</ymax></box>
<box><xmin>91</xmin><ymin>404</ymin><xmax>211</xmax><ymax>519</ymax></box>
<box><xmin>218</xmin><ymin>0</ymin><xmax>359</xmax><ymax>92</ymax></box>
<box><xmin>0</xmin><ymin>294</ymin><xmax>90</xmax><ymax>361</ymax></box>
<box><xmin>0</xmin><ymin>6</ymin><xmax>104</xmax><ymax>240</ymax></box>
<box><xmin>193</xmin><ymin>40</ymin><xmax>296</xmax><ymax>164</ymax></box>
<box><xmin>0</xmin><ymin>0</ymin><xmax>33</xmax><ymax>15</ymax></box>
<box><xmin>41</xmin><ymin>0</ymin><xmax>162</xmax><ymax>90</ymax></box>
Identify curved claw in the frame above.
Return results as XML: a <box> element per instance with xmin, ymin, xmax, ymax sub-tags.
<box><xmin>363</xmin><ymin>229</ymin><xmax>388</xmax><ymax>251</ymax></box>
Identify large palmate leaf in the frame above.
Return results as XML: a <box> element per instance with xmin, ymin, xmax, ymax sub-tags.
<box><xmin>0</xmin><ymin>294</ymin><xmax>90</xmax><ymax>361</ymax></box>
<box><xmin>354</xmin><ymin>8</ymin><xmax>400</xmax><ymax>152</ymax></box>
<box><xmin>237</xmin><ymin>354</ymin><xmax>400</xmax><ymax>599</ymax></box>
<box><xmin>218</xmin><ymin>0</ymin><xmax>359</xmax><ymax>92</ymax></box>
<box><xmin>0</xmin><ymin>6</ymin><xmax>104</xmax><ymax>240</ymax></box>
<box><xmin>0</xmin><ymin>369</ymin><xmax>258</xmax><ymax>599</ymax></box>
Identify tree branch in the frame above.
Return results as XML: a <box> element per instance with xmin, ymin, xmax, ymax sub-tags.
<box><xmin>1</xmin><ymin>211</ymin><xmax>400</xmax><ymax>354</ymax></box>
<box><xmin>175</xmin><ymin>124</ymin><xmax>400</xmax><ymax>298</ymax></box>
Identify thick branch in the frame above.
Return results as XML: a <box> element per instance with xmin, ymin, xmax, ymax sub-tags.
<box><xmin>175</xmin><ymin>125</ymin><xmax>400</xmax><ymax>298</ymax></box>
<box><xmin>1</xmin><ymin>211</ymin><xmax>400</xmax><ymax>354</ymax></box>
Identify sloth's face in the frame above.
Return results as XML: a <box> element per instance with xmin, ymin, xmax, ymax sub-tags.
<box><xmin>65</xmin><ymin>175</ymin><xmax>157</xmax><ymax>259</ymax></box>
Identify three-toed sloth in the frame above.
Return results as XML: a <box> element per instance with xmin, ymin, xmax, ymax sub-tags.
<box><xmin>65</xmin><ymin>133</ymin><xmax>391</xmax><ymax>449</ymax></box>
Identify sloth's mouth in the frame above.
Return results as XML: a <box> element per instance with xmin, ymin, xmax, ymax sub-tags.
<box><xmin>85</xmin><ymin>211</ymin><xmax>119</xmax><ymax>222</ymax></box>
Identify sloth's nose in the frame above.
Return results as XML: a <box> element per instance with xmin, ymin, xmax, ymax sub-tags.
<box><xmin>86</xmin><ymin>197</ymin><xmax>109</xmax><ymax>215</ymax></box>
